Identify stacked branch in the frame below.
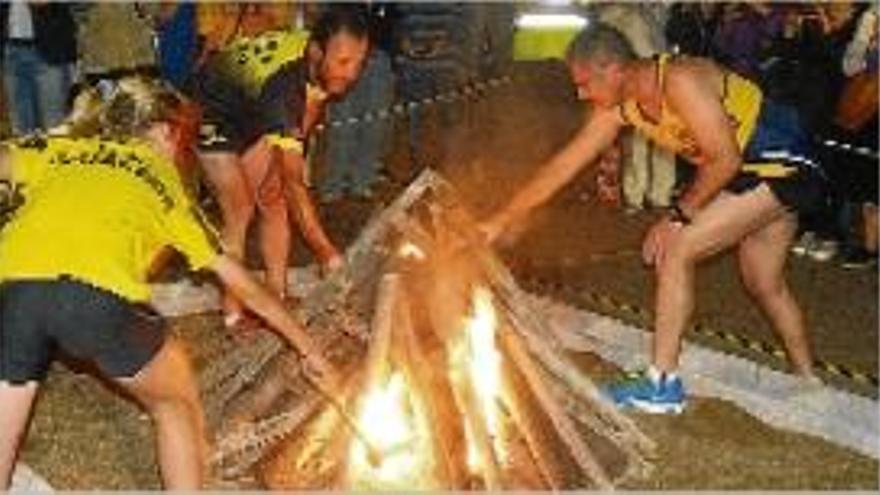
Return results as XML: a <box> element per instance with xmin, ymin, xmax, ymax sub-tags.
<box><xmin>201</xmin><ymin>169</ymin><xmax>654</xmax><ymax>488</ymax></box>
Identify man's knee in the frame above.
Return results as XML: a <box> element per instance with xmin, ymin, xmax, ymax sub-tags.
<box><xmin>742</xmin><ymin>272</ymin><xmax>786</xmax><ymax>302</ymax></box>
<box><xmin>656</xmin><ymin>237</ymin><xmax>697</xmax><ymax>275</ymax></box>
<box><xmin>255</xmin><ymin>173</ymin><xmax>288</xmax><ymax>216</ymax></box>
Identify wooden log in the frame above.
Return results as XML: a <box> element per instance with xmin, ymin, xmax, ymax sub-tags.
<box><xmin>396</xmin><ymin>284</ymin><xmax>471</xmax><ymax>489</ymax></box>
<box><xmin>543</xmin><ymin>377</ymin><xmax>655</xmax><ymax>483</ymax></box>
<box><xmin>499</xmin><ymin>325</ymin><xmax>613</xmax><ymax>489</ymax></box>
<box><xmin>212</xmin><ymin>392</ymin><xmax>324</xmax><ymax>477</ymax></box>
<box><xmin>499</xmin><ymin>360</ymin><xmax>564</xmax><ymax>490</ymax></box>
<box><xmin>510</xmin><ymin>323</ymin><xmax>656</xmax><ymax>458</ymax></box>
<box><xmin>448</xmin><ymin>360</ymin><xmax>504</xmax><ymax>490</ymax></box>
<box><xmin>333</xmin><ymin>273</ymin><xmax>400</xmax><ymax>487</ymax></box>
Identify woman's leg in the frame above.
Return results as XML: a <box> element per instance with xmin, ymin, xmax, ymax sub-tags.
<box><xmin>114</xmin><ymin>339</ymin><xmax>206</xmax><ymax>489</ymax></box>
<box><xmin>0</xmin><ymin>382</ymin><xmax>39</xmax><ymax>489</ymax></box>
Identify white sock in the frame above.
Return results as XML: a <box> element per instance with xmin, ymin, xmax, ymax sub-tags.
<box><xmin>648</xmin><ymin>365</ymin><xmax>678</xmax><ymax>383</ymax></box>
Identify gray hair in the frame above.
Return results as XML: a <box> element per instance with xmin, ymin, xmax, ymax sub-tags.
<box><xmin>565</xmin><ymin>23</ymin><xmax>636</xmax><ymax>66</ymax></box>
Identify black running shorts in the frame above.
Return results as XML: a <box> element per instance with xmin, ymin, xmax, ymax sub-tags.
<box><xmin>0</xmin><ymin>278</ymin><xmax>166</xmax><ymax>383</ymax></box>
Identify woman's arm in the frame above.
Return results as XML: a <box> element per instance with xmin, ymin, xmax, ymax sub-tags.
<box><xmin>209</xmin><ymin>254</ymin><xmax>340</xmax><ymax>387</ymax></box>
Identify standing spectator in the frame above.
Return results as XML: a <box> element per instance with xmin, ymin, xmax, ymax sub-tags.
<box><xmin>834</xmin><ymin>3</ymin><xmax>878</xmax><ymax>269</ymax></box>
<box><xmin>664</xmin><ymin>1</ymin><xmax>721</xmax><ymax>57</ymax></box>
<box><xmin>1</xmin><ymin>1</ymin><xmax>76</xmax><ymax>135</ymax></box>
<box><xmin>711</xmin><ymin>2</ymin><xmax>785</xmax><ymax>81</ymax></box>
<box><xmin>72</xmin><ymin>3</ymin><xmax>160</xmax><ymax>86</ymax></box>
<box><xmin>156</xmin><ymin>2</ymin><xmax>198</xmax><ymax>92</ymax></box>
<box><xmin>767</xmin><ymin>3</ymin><xmax>860</xmax><ymax>262</ymax></box>
<box><xmin>597</xmin><ymin>4</ymin><xmax>676</xmax><ymax>211</ymax></box>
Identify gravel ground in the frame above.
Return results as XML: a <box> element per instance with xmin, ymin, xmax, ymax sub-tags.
<box><xmin>18</xmin><ymin>62</ymin><xmax>878</xmax><ymax>489</ymax></box>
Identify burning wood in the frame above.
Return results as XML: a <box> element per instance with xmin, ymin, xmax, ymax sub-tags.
<box><xmin>201</xmin><ymin>170</ymin><xmax>655</xmax><ymax>489</ymax></box>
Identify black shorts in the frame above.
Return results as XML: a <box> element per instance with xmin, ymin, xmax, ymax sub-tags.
<box><xmin>727</xmin><ymin>99</ymin><xmax>831</xmax><ymax>215</ymax></box>
<box><xmin>193</xmin><ymin>67</ymin><xmax>261</xmax><ymax>153</ymax></box>
<box><xmin>193</xmin><ymin>61</ymin><xmax>298</xmax><ymax>154</ymax></box>
<box><xmin>0</xmin><ymin>278</ymin><xmax>166</xmax><ymax>383</ymax></box>
<box><xmin>726</xmin><ymin>165</ymin><xmax>829</xmax><ymax>216</ymax></box>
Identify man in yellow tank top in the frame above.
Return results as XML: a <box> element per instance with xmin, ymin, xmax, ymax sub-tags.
<box><xmin>0</xmin><ymin>78</ymin><xmax>340</xmax><ymax>489</ymax></box>
<box><xmin>483</xmin><ymin>25</ymin><xmax>826</xmax><ymax>414</ymax></box>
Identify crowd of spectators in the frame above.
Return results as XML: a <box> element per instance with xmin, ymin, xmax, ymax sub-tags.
<box><xmin>662</xmin><ymin>1</ymin><xmax>877</xmax><ymax>268</ymax></box>
<box><xmin>0</xmin><ymin>2</ymin><xmax>876</xmax><ymax>269</ymax></box>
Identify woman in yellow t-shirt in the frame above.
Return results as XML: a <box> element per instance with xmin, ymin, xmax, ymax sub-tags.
<box><xmin>0</xmin><ymin>77</ymin><xmax>339</xmax><ymax>490</ymax></box>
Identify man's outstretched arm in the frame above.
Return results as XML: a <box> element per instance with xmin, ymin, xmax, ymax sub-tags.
<box><xmin>483</xmin><ymin>107</ymin><xmax>624</xmax><ymax>243</ymax></box>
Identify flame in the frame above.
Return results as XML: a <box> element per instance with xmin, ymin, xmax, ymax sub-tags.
<box><xmin>347</xmin><ymin>287</ymin><xmax>506</xmax><ymax>487</ymax></box>
<box><xmin>348</xmin><ymin>372</ymin><xmax>435</xmax><ymax>488</ymax></box>
<box><xmin>398</xmin><ymin>241</ymin><xmax>426</xmax><ymax>260</ymax></box>
<box><xmin>452</xmin><ymin>287</ymin><xmax>506</xmax><ymax>473</ymax></box>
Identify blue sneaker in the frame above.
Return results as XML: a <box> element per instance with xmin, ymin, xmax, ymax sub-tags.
<box><xmin>604</xmin><ymin>369</ymin><xmax>686</xmax><ymax>414</ymax></box>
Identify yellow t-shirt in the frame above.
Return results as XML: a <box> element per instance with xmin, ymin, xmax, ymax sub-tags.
<box><xmin>0</xmin><ymin>136</ymin><xmax>221</xmax><ymax>302</ymax></box>
<box><xmin>214</xmin><ymin>28</ymin><xmax>310</xmax><ymax>98</ymax></box>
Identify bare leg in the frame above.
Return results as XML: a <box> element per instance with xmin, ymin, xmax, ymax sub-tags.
<box><xmin>622</xmin><ymin>129</ymin><xmax>648</xmax><ymax>209</ymax></box>
<box><xmin>115</xmin><ymin>339</ymin><xmax>206</xmax><ymax>489</ymax></box>
<box><xmin>738</xmin><ymin>212</ymin><xmax>813</xmax><ymax>375</ymax></box>
<box><xmin>0</xmin><ymin>381</ymin><xmax>39</xmax><ymax>489</ymax></box>
<box><xmin>242</xmin><ymin>141</ymin><xmax>291</xmax><ymax>298</ymax></box>
<box><xmin>277</xmin><ymin>148</ymin><xmax>342</xmax><ymax>269</ymax></box>
<box><xmin>653</xmin><ymin>185</ymin><xmax>789</xmax><ymax>371</ymax></box>
<box><xmin>199</xmin><ymin>151</ymin><xmax>255</xmax><ymax>318</ymax></box>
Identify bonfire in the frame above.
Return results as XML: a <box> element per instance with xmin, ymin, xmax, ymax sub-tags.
<box><xmin>199</xmin><ymin>170</ymin><xmax>655</xmax><ymax>489</ymax></box>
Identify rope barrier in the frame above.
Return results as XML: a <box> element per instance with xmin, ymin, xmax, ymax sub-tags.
<box><xmin>819</xmin><ymin>138</ymin><xmax>879</xmax><ymax>160</ymax></box>
<box><xmin>308</xmin><ymin>66</ymin><xmax>878</xmax><ymax>390</ymax></box>
<box><xmin>570</xmin><ymin>285</ymin><xmax>879</xmax><ymax>389</ymax></box>
<box><xmin>520</xmin><ymin>273</ymin><xmax>876</xmax><ymax>390</ymax></box>
<box><xmin>314</xmin><ymin>74</ymin><xmax>514</xmax><ymax>133</ymax></box>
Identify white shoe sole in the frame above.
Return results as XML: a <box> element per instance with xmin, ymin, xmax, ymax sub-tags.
<box><xmin>627</xmin><ymin>398</ymin><xmax>686</xmax><ymax>414</ymax></box>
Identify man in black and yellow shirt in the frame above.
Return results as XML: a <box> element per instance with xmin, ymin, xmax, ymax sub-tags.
<box><xmin>0</xmin><ymin>78</ymin><xmax>338</xmax><ymax>489</ymax></box>
<box><xmin>483</xmin><ymin>25</ymin><xmax>826</xmax><ymax>414</ymax></box>
<box><xmin>193</xmin><ymin>6</ymin><xmax>370</xmax><ymax>333</ymax></box>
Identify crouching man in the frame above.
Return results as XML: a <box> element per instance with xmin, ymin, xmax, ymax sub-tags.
<box><xmin>482</xmin><ymin>25</ymin><xmax>825</xmax><ymax>414</ymax></box>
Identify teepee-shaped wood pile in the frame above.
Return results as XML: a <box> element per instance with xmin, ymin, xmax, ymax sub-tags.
<box><xmin>199</xmin><ymin>170</ymin><xmax>655</xmax><ymax>489</ymax></box>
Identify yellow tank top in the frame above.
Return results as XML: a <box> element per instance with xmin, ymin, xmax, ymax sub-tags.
<box><xmin>214</xmin><ymin>28</ymin><xmax>311</xmax><ymax>98</ymax></box>
<box><xmin>620</xmin><ymin>54</ymin><xmax>763</xmax><ymax>162</ymax></box>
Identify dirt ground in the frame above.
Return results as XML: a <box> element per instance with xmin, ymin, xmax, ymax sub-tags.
<box><xmin>19</xmin><ymin>62</ymin><xmax>879</xmax><ymax>489</ymax></box>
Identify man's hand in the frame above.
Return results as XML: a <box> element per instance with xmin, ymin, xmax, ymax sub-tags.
<box><xmin>319</xmin><ymin>250</ymin><xmax>345</xmax><ymax>277</ymax></box>
<box><xmin>642</xmin><ymin>217</ymin><xmax>685</xmax><ymax>266</ymax></box>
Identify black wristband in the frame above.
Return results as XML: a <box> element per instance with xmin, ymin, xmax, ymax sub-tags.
<box><xmin>668</xmin><ymin>203</ymin><xmax>692</xmax><ymax>225</ymax></box>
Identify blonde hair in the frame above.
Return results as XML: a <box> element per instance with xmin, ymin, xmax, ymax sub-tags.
<box><xmin>62</xmin><ymin>77</ymin><xmax>192</xmax><ymax>140</ymax></box>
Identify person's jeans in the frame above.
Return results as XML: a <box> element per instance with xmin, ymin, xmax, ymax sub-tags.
<box><xmin>322</xmin><ymin>50</ymin><xmax>394</xmax><ymax>198</ymax></box>
<box><xmin>3</xmin><ymin>43</ymin><xmax>72</xmax><ymax>134</ymax></box>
